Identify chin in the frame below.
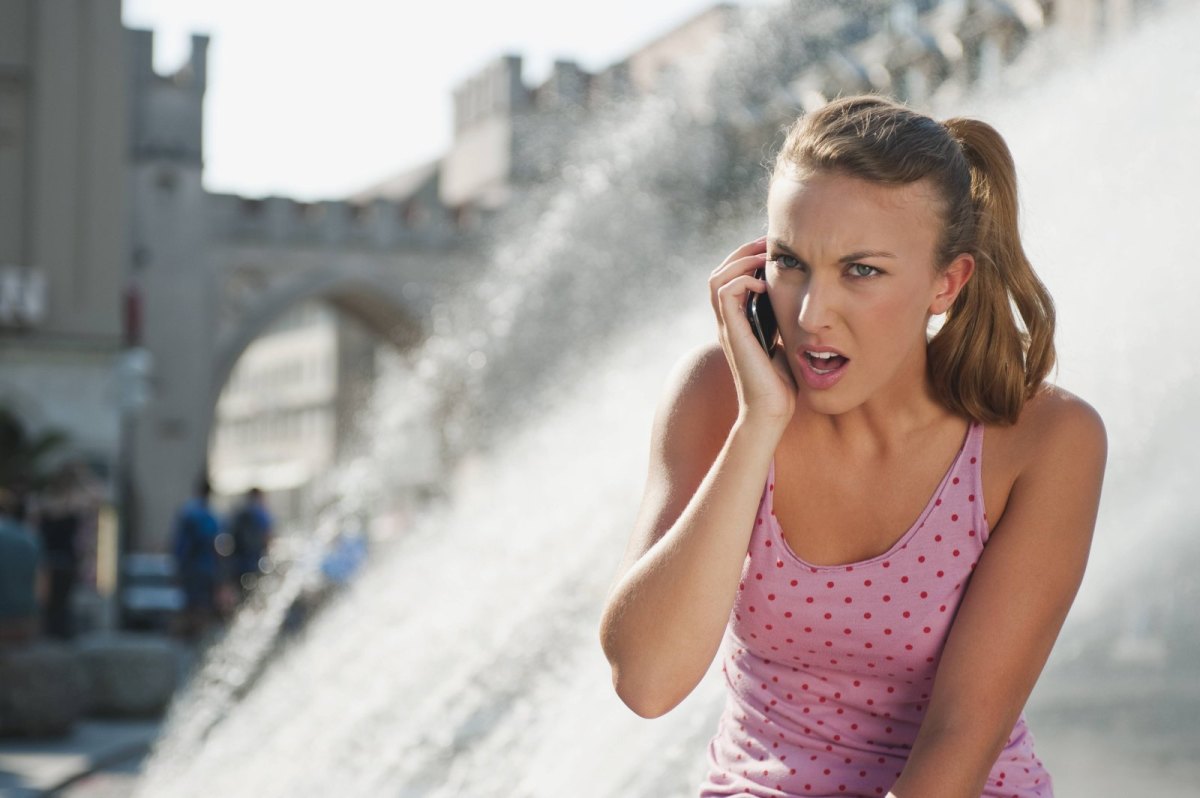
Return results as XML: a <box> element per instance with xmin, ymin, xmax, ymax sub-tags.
<box><xmin>798</xmin><ymin>389</ymin><xmax>860</xmax><ymax>417</ymax></box>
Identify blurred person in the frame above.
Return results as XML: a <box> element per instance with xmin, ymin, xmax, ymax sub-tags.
<box><xmin>0</xmin><ymin>486</ymin><xmax>45</xmax><ymax>645</ymax></box>
<box><xmin>61</xmin><ymin>461</ymin><xmax>105</xmax><ymax>597</ymax></box>
<box><xmin>282</xmin><ymin>526</ymin><xmax>367</xmax><ymax>635</ymax></box>
<box><xmin>600</xmin><ymin>96</ymin><xmax>1106</xmax><ymax>797</ymax></box>
<box><xmin>171</xmin><ymin>476</ymin><xmax>224</xmax><ymax>641</ymax></box>
<box><xmin>320</xmin><ymin>526</ymin><xmax>367</xmax><ymax>588</ymax></box>
<box><xmin>35</xmin><ymin>463</ymin><xmax>97</xmax><ymax>639</ymax></box>
<box><xmin>226</xmin><ymin>486</ymin><xmax>274</xmax><ymax>602</ymax></box>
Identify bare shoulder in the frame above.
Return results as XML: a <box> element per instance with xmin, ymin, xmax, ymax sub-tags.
<box><xmin>611</xmin><ymin>342</ymin><xmax>739</xmax><ymax>583</ymax></box>
<box><xmin>652</xmin><ymin>341</ymin><xmax>739</xmax><ymax>453</ymax></box>
<box><xmin>1019</xmin><ymin>383</ymin><xmax>1106</xmax><ymax>446</ymax></box>
<box><xmin>668</xmin><ymin>340</ymin><xmax>735</xmax><ymax>398</ymax></box>
<box><xmin>1010</xmin><ymin>383</ymin><xmax>1108</xmax><ymax>476</ymax></box>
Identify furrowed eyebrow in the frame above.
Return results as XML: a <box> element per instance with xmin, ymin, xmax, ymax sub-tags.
<box><xmin>838</xmin><ymin>250</ymin><xmax>897</xmax><ymax>263</ymax></box>
<box><xmin>768</xmin><ymin>239</ymin><xmax>808</xmax><ymax>268</ymax></box>
<box><xmin>768</xmin><ymin>239</ymin><xmax>897</xmax><ymax>265</ymax></box>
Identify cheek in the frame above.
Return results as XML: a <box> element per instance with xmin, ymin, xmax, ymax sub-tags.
<box><xmin>870</xmin><ymin>292</ymin><xmax>922</xmax><ymax>325</ymax></box>
<box><xmin>769</xmin><ymin>290</ymin><xmax>794</xmax><ymax>319</ymax></box>
<box><xmin>856</xmin><ymin>292</ymin><xmax>931</xmax><ymax>351</ymax></box>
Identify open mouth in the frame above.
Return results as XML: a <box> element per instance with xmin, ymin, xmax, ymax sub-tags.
<box><xmin>804</xmin><ymin>351</ymin><xmax>850</xmax><ymax>374</ymax></box>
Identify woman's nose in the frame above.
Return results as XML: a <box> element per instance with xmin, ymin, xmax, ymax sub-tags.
<box><xmin>797</xmin><ymin>282</ymin><xmax>835</xmax><ymax>333</ymax></box>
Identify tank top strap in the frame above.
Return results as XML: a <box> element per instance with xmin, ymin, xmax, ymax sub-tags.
<box><xmin>964</xmin><ymin>419</ymin><xmax>984</xmax><ymax>471</ymax></box>
<box><xmin>962</xmin><ymin>418</ymin><xmax>989</xmax><ymax>540</ymax></box>
<box><xmin>762</xmin><ymin>458</ymin><xmax>777</xmax><ymax>518</ymax></box>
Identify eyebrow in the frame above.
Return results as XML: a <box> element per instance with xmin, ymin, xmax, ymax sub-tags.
<box><xmin>769</xmin><ymin>238</ymin><xmax>898</xmax><ymax>264</ymax></box>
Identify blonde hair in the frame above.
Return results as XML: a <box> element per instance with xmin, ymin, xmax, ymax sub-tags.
<box><xmin>772</xmin><ymin>95</ymin><xmax>1055</xmax><ymax>424</ymax></box>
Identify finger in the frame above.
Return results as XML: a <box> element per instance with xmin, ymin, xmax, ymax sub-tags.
<box><xmin>715</xmin><ymin>273</ymin><xmax>768</xmax><ymax>324</ymax></box>
<box><xmin>712</xmin><ymin>236</ymin><xmax>769</xmax><ymax>275</ymax></box>
<box><xmin>709</xmin><ymin>252</ymin><xmax>767</xmax><ymax>312</ymax></box>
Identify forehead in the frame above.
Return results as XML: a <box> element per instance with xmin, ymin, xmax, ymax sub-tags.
<box><xmin>767</xmin><ymin>171</ymin><xmax>943</xmax><ymax>260</ymax></box>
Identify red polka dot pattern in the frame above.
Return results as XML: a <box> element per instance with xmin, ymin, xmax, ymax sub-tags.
<box><xmin>698</xmin><ymin>420</ymin><xmax>1052</xmax><ymax>797</ymax></box>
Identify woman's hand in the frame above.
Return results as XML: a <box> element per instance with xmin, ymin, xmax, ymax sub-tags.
<box><xmin>708</xmin><ymin>237</ymin><xmax>798</xmax><ymax>428</ymax></box>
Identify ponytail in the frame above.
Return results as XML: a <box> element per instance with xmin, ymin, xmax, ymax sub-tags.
<box><xmin>927</xmin><ymin>118</ymin><xmax>1056</xmax><ymax>425</ymax></box>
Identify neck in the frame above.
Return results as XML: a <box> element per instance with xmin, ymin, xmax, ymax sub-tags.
<box><xmin>792</xmin><ymin>348</ymin><xmax>960</xmax><ymax>457</ymax></box>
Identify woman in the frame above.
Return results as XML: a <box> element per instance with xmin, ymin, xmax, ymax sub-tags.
<box><xmin>598</xmin><ymin>96</ymin><xmax>1106</xmax><ymax>797</ymax></box>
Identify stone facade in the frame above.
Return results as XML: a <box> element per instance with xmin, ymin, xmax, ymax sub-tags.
<box><xmin>125</xmin><ymin>28</ymin><xmax>478</xmax><ymax>549</ymax></box>
<box><xmin>0</xmin><ymin>0</ymin><xmax>128</xmax><ymax>479</ymax></box>
<box><xmin>0</xmin><ymin>0</ymin><xmax>1151</xmax><ymax>555</ymax></box>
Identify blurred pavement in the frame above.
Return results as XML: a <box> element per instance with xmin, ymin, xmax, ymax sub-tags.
<box><xmin>0</xmin><ymin>718</ymin><xmax>159</xmax><ymax>797</ymax></box>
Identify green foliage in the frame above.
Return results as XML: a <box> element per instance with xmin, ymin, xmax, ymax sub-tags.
<box><xmin>0</xmin><ymin>403</ymin><xmax>69</xmax><ymax>490</ymax></box>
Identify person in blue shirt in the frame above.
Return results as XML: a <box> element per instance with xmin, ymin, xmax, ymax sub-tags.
<box><xmin>172</xmin><ymin>476</ymin><xmax>222</xmax><ymax>641</ymax></box>
<box><xmin>0</xmin><ymin>486</ymin><xmax>43</xmax><ymax>645</ymax></box>
<box><xmin>227</xmin><ymin>486</ymin><xmax>274</xmax><ymax>601</ymax></box>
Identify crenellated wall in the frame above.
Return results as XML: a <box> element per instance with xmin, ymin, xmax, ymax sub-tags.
<box><xmin>206</xmin><ymin>194</ymin><xmax>460</xmax><ymax>250</ymax></box>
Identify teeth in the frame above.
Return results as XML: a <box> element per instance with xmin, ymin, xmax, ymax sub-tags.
<box><xmin>807</xmin><ymin>350</ymin><xmax>838</xmax><ymax>359</ymax></box>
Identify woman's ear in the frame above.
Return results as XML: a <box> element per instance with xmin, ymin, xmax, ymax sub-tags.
<box><xmin>930</xmin><ymin>253</ymin><xmax>975</xmax><ymax>315</ymax></box>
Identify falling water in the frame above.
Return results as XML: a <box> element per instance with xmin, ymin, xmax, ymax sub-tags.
<box><xmin>133</xmin><ymin>1</ymin><xmax>1200</xmax><ymax>795</ymax></box>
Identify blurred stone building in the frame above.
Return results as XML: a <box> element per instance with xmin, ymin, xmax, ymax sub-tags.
<box><xmin>0</xmin><ymin>0</ymin><xmax>1146</xmax><ymax>553</ymax></box>
<box><xmin>0</xmin><ymin>0</ymin><xmax>126</xmax><ymax>477</ymax></box>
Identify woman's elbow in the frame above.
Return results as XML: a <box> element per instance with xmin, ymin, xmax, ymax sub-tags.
<box><xmin>599</xmin><ymin>603</ymin><xmax>689</xmax><ymax>718</ymax></box>
<box><xmin>609</xmin><ymin>665</ymin><xmax>678</xmax><ymax>719</ymax></box>
<box><xmin>600</xmin><ymin>636</ymin><xmax>673</xmax><ymax>718</ymax></box>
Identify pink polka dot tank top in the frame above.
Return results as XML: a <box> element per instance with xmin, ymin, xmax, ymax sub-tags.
<box><xmin>698</xmin><ymin>420</ymin><xmax>1053</xmax><ymax>797</ymax></box>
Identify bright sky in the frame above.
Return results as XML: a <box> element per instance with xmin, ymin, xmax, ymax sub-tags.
<box><xmin>121</xmin><ymin>0</ymin><xmax>762</xmax><ymax>201</ymax></box>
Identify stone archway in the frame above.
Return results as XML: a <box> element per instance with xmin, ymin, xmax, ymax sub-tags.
<box><xmin>209</xmin><ymin>268</ymin><xmax>424</xmax><ymax>416</ymax></box>
<box><xmin>131</xmin><ymin>241</ymin><xmax>462</xmax><ymax>553</ymax></box>
<box><xmin>199</xmin><ymin>268</ymin><xmax>427</xmax><ymax>511</ymax></box>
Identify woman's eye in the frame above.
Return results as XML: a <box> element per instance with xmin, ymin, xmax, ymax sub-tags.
<box><xmin>849</xmin><ymin>263</ymin><xmax>880</xmax><ymax>278</ymax></box>
<box><xmin>773</xmin><ymin>254</ymin><xmax>801</xmax><ymax>270</ymax></box>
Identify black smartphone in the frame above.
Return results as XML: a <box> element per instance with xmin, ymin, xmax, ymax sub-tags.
<box><xmin>744</xmin><ymin>267</ymin><xmax>778</xmax><ymax>355</ymax></box>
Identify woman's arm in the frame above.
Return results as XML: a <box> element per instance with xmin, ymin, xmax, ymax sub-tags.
<box><xmin>889</xmin><ymin>390</ymin><xmax>1108</xmax><ymax>797</ymax></box>
<box><xmin>600</xmin><ymin>236</ymin><xmax>798</xmax><ymax>719</ymax></box>
<box><xmin>598</xmin><ymin>342</ymin><xmax>785</xmax><ymax>718</ymax></box>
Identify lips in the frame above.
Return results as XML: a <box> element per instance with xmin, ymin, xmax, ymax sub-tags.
<box><xmin>805</xmin><ymin>351</ymin><xmax>849</xmax><ymax>373</ymax></box>
<box><xmin>797</xmin><ymin>346</ymin><xmax>850</xmax><ymax>389</ymax></box>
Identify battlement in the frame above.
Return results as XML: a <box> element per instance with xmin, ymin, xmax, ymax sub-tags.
<box><xmin>452</xmin><ymin>54</ymin><xmax>529</xmax><ymax>134</ymax></box>
<box><xmin>128</xmin><ymin>28</ymin><xmax>208</xmax><ymax>164</ymax></box>
<box><xmin>206</xmin><ymin>193</ymin><xmax>479</xmax><ymax>250</ymax></box>
<box><xmin>452</xmin><ymin>55</ymin><xmax>621</xmax><ymax>137</ymax></box>
<box><xmin>534</xmin><ymin>59</ymin><xmax>591</xmax><ymax>110</ymax></box>
<box><xmin>128</xmin><ymin>28</ymin><xmax>208</xmax><ymax>92</ymax></box>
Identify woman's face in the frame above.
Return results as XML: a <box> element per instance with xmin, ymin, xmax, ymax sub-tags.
<box><xmin>765</xmin><ymin>169</ymin><xmax>970</xmax><ymax>416</ymax></box>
